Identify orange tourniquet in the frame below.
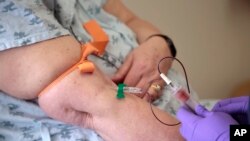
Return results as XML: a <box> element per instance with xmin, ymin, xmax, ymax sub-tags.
<box><xmin>83</xmin><ymin>20</ymin><xmax>108</xmax><ymax>55</ymax></box>
<box><xmin>38</xmin><ymin>20</ymin><xmax>109</xmax><ymax>97</ymax></box>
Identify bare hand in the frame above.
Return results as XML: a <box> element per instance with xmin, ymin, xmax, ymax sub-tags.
<box><xmin>112</xmin><ymin>36</ymin><xmax>173</xmax><ymax>102</ymax></box>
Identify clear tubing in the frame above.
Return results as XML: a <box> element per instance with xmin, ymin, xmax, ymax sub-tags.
<box><xmin>123</xmin><ymin>87</ymin><xmax>143</xmax><ymax>94</ymax></box>
<box><xmin>113</xmin><ymin>86</ymin><xmax>143</xmax><ymax>94</ymax></box>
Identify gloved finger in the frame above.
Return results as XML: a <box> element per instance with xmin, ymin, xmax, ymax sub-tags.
<box><xmin>212</xmin><ymin>102</ymin><xmax>248</xmax><ymax>114</ymax></box>
<box><xmin>111</xmin><ymin>54</ymin><xmax>133</xmax><ymax>83</ymax></box>
<box><xmin>195</xmin><ymin>105</ymin><xmax>211</xmax><ymax>117</ymax></box>
<box><xmin>177</xmin><ymin>106</ymin><xmax>201</xmax><ymax>125</ymax></box>
<box><xmin>213</xmin><ymin>96</ymin><xmax>249</xmax><ymax>110</ymax></box>
<box><xmin>179</xmin><ymin>125</ymin><xmax>192</xmax><ymax>141</ymax></box>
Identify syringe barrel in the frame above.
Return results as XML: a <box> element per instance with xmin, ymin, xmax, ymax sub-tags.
<box><xmin>123</xmin><ymin>87</ymin><xmax>143</xmax><ymax>94</ymax></box>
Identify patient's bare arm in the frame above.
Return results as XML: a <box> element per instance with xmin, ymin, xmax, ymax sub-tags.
<box><xmin>38</xmin><ymin>65</ymin><xmax>183</xmax><ymax>141</ymax></box>
<box><xmin>0</xmin><ymin>36</ymin><xmax>183</xmax><ymax>141</ymax></box>
<box><xmin>0</xmin><ymin>36</ymin><xmax>81</xmax><ymax>99</ymax></box>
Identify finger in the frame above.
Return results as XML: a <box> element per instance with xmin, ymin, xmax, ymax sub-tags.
<box><xmin>148</xmin><ymin>79</ymin><xmax>165</xmax><ymax>94</ymax></box>
<box><xmin>137</xmin><ymin>75</ymin><xmax>165</xmax><ymax>90</ymax></box>
<box><xmin>150</xmin><ymin>79</ymin><xmax>165</xmax><ymax>94</ymax></box>
<box><xmin>143</xmin><ymin>91</ymin><xmax>158</xmax><ymax>102</ymax></box>
<box><xmin>136</xmin><ymin>72</ymin><xmax>165</xmax><ymax>89</ymax></box>
<box><xmin>212</xmin><ymin>102</ymin><xmax>248</xmax><ymax>114</ymax></box>
<box><xmin>179</xmin><ymin>124</ymin><xmax>193</xmax><ymax>141</ymax></box>
<box><xmin>111</xmin><ymin>54</ymin><xmax>133</xmax><ymax>83</ymax></box>
<box><xmin>137</xmin><ymin>82</ymin><xmax>149</xmax><ymax>99</ymax></box>
<box><xmin>136</xmin><ymin>78</ymin><xmax>158</xmax><ymax>101</ymax></box>
<box><xmin>177</xmin><ymin>106</ymin><xmax>201</xmax><ymax>125</ymax></box>
<box><xmin>213</xmin><ymin>96</ymin><xmax>249</xmax><ymax>110</ymax></box>
<box><xmin>145</xmin><ymin>84</ymin><xmax>162</xmax><ymax>102</ymax></box>
<box><xmin>135</xmin><ymin>76</ymin><xmax>151</xmax><ymax>95</ymax></box>
<box><xmin>147</xmin><ymin>87</ymin><xmax>159</xmax><ymax>99</ymax></box>
<box><xmin>123</xmin><ymin>65</ymin><xmax>141</xmax><ymax>87</ymax></box>
<box><xmin>142</xmin><ymin>93</ymin><xmax>152</xmax><ymax>102</ymax></box>
<box><xmin>195</xmin><ymin>105</ymin><xmax>211</xmax><ymax>117</ymax></box>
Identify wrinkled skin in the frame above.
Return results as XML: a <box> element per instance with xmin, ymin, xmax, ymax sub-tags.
<box><xmin>112</xmin><ymin>37</ymin><xmax>172</xmax><ymax>102</ymax></box>
<box><xmin>38</xmin><ymin>67</ymin><xmax>183</xmax><ymax>141</ymax></box>
<box><xmin>0</xmin><ymin>36</ymin><xmax>183</xmax><ymax>141</ymax></box>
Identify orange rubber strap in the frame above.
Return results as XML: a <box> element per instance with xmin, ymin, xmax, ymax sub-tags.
<box><xmin>38</xmin><ymin>43</ymin><xmax>99</xmax><ymax>97</ymax></box>
<box><xmin>38</xmin><ymin>20</ymin><xmax>109</xmax><ymax>97</ymax></box>
<box><xmin>83</xmin><ymin>20</ymin><xmax>109</xmax><ymax>55</ymax></box>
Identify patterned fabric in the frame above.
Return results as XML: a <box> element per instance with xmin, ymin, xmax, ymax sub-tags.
<box><xmin>0</xmin><ymin>0</ymin><xmax>138</xmax><ymax>140</ymax></box>
<box><xmin>0</xmin><ymin>93</ymin><xmax>104</xmax><ymax>141</ymax></box>
<box><xmin>0</xmin><ymin>0</ymin><xmax>70</xmax><ymax>50</ymax></box>
<box><xmin>0</xmin><ymin>0</ymin><xmax>203</xmax><ymax>141</ymax></box>
<box><xmin>67</xmin><ymin>0</ymin><xmax>138</xmax><ymax>75</ymax></box>
<box><xmin>0</xmin><ymin>0</ymin><xmax>138</xmax><ymax>76</ymax></box>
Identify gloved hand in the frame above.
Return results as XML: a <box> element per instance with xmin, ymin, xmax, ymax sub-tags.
<box><xmin>212</xmin><ymin>96</ymin><xmax>250</xmax><ymax>124</ymax></box>
<box><xmin>177</xmin><ymin>105</ymin><xmax>238</xmax><ymax>141</ymax></box>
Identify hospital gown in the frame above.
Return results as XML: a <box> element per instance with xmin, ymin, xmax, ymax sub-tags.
<box><xmin>0</xmin><ymin>0</ymin><xmax>195</xmax><ymax>140</ymax></box>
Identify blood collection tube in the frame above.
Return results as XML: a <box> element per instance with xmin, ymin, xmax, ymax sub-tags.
<box><xmin>160</xmin><ymin>73</ymin><xmax>199</xmax><ymax>111</ymax></box>
<box><xmin>168</xmin><ymin>84</ymin><xmax>199</xmax><ymax>111</ymax></box>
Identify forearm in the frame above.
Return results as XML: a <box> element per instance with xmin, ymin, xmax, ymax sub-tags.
<box><xmin>36</xmin><ymin>64</ymin><xmax>183</xmax><ymax>141</ymax></box>
<box><xmin>94</xmin><ymin>93</ymin><xmax>184</xmax><ymax>141</ymax></box>
<box><xmin>122</xmin><ymin>14</ymin><xmax>175</xmax><ymax>58</ymax></box>
<box><xmin>0</xmin><ymin>36</ymin><xmax>81</xmax><ymax>99</ymax></box>
<box><xmin>103</xmin><ymin>0</ymin><xmax>171</xmax><ymax>55</ymax></box>
<box><xmin>104</xmin><ymin>0</ymin><xmax>160</xmax><ymax>43</ymax></box>
<box><xmin>125</xmin><ymin>16</ymin><xmax>161</xmax><ymax>43</ymax></box>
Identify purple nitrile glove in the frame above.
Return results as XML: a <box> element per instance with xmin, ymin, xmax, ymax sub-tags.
<box><xmin>212</xmin><ymin>96</ymin><xmax>249</xmax><ymax>124</ymax></box>
<box><xmin>177</xmin><ymin>105</ymin><xmax>239</xmax><ymax>141</ymax></box>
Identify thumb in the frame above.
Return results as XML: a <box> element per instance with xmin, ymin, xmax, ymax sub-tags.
<box><xmin>195</xmin><ymin>105</ymin><xmax>211</xmax><ymax>117</ymax></box>
<box><xmin>111</xmin><ymin>54</ymin><xmax>133</xmax><ymax>83</ymax></box>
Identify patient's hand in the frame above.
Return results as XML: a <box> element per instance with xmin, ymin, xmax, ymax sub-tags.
<box><xmin>112</xmin><ymin>36</ymin><xmax>172</xmax><ymax>102</ymax></box>
<box><xmin>38</xmin><ymin>66</ymin><xmax>183</xmax><ymax>141</ymax></box>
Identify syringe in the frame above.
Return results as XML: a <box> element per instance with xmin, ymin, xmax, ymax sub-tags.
<box><xmin>160</xmin><ymin>73</ymin><xmax>199</xmax><ymax>111</ymax></box>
